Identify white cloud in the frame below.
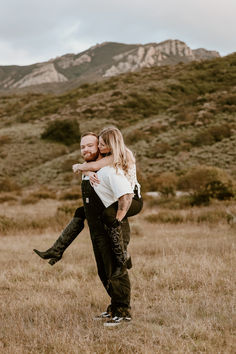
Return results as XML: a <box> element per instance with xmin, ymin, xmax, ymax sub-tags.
<box><xmin>0</xmin><ymin>0</ymin><xmax>235</xmax><ymax>65</ymax></box>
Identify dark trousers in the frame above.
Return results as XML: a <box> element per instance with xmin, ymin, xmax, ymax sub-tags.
<box><xmin>81</xmin><ymin>180</ymin><xmax>131</xmax><ymax>311</ymax></box>
<box><xmin>74</xmin><ymin>193</ymin><xmax>142</xmax><ymax>250</ymax></box>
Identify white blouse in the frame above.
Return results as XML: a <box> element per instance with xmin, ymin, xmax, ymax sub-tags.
<box><xmin>126</xmin><ymin>164</ymin><xmax>141</xmax><ymax>198</ymax></box>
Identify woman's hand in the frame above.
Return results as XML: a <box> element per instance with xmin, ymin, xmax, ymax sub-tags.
<box><xmin>88</xmin><ymin>172</ymin><xmax>100</xmax><ymax>186</ymax></box>
<box><xmin>72</xmin><ymin>163</ymin><xmax>84</xmax><ymax>174</ymax></box>
<box><xmin>72</xmin><ymin>164</ymin><xmax>79</xmax><ymax>174</ymax></box>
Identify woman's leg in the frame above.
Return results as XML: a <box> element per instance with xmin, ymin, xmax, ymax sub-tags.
<box><xmin>125</xmin><ymin>197</ymin><xmax>143</xmax><ymax>218</ymax></box>
<box><xmin>33</xmin><ymin>206</ymin><xmax>86</xmax><ymax>265</ymax></box>
<box><xmin>103</xmin><ymin>196</ymin><xmax>143</xmax><ymax>225</ymax></box>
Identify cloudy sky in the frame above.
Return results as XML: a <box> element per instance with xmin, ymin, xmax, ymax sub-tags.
<box><xmin>1</xmin><ymin>0</ymin><xmax>235</xmax><ymax>66</ymax></box>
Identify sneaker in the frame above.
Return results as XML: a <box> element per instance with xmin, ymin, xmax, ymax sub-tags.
<box><xmin>104</xmin><ymin>316</ymin><xmax>131</xmax><ymax>327</ymax></box>
<box><xmin>93</xmin><ymin>311</ymin><xmax>111</xmax><ymax>320</ymax></box>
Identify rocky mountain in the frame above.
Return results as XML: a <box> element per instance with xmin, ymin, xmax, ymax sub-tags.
<box><xmin>0</xmin><ymin>40</ymin><xmax>220</xmax><ymax>92</ymax></box>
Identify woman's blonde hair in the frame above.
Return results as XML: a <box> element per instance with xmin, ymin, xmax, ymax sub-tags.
<box><xmin>99</xmin><ymin>126</ymin><xmax>135</xmax><ymax>174</ymax></box>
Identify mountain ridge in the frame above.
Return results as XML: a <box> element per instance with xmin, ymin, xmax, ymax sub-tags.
<box><xmin>0</xmin><ymin>39</ymin><xmax>220</xmax><ymax>93</ymax></box>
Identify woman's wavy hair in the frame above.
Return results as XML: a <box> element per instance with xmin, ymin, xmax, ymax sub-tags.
<box><xmin>99</xmin><ymin>126</ymin><xmax>134</xmax><ymax>174</ymax></box>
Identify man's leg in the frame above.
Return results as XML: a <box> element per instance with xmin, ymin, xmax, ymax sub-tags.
<box><xmin>90</xmin><ymin>230</ymin><xmax>131</xmax><ymax>318</ymax></box>
<box><xmin>102</xmin><ymin>206</ymin><xmax>133</xmax><ymax>275</ymax></box>
<box><xmin>81</xmin><ymin>180</ymin><xmax>131</xmax><ymax>321</ymax></box>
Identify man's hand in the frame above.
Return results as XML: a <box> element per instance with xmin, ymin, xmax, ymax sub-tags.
<box><xmin>116</xmin><ymin>194</ymin><xmax>133</xmax><ymax>221</ymax></box>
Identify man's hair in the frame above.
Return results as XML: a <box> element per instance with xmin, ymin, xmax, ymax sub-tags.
<box><xmin>81</xmin><ymin>132</ymin><xmax>98</xmax><ymax>139</ymax></box>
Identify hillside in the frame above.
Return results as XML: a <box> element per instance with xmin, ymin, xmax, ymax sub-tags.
<box><xmin>0</xmin><ymin>40</ymin><xmax>219</xmax><ymax>93</ymax></box>
<box><xmin>0</xmin><ymin>53</ymin><xmax>235</xmax><ymax>192</ymax></box>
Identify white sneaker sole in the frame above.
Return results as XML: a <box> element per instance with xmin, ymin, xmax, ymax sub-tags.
<box><xmin>104</xmin><ymin>316</ymin><xmax>132</xmax><ymax>327</ymax></box>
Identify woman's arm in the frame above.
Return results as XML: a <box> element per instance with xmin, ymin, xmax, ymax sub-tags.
<box><xmin>74</xmin><ymin>155</ymin><xmax>113</xmax><ymax>172</ymax></box>
<box><xmin>116</xmin><ymin>194</ymin><xmax>133</xmax><ymax>221</ymax></box>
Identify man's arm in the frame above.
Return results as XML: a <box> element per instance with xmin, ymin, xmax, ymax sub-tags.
<box><xmin>116</xmin><ymin>193</ymin><xmax>133</xmax><ymax>221</ymax></box>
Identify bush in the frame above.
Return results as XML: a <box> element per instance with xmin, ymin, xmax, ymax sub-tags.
<box><xmin>154</xmin><ymin>142</ymin><xmax>170</xmax><ymax>155</ymax></box>
<box><xmin>190</xmin><ymin>192</ymin><xmax>210</xmax><ymax>206</ymax></box>
<box><xmin>178</xmin><ymin>166</ymin><xmax>235</xmax><ymax>206</ymax></box>
<box><xmin>192</xmin><ymin>124</ymin><xmax>232</xmax><ymax>147</ymax></box>
<box><xmin>155</xmin><ymin>172</ymin><xmax>178</xmax><ymax>197</ymax></box>
<box><xmin>41</xmin><ymin>118</ymin><xmax>81</xmax><ymax>145</ymax></box>
<box><xmin>204</xmin><ymin>181</ymin><xmax>234</xmax><ymax>200</ymax></box>
<box><xmin>177</xmin><ymin>166</ymin><xmax>232</xmax><ymax>193</ymax></box>
<box><xmin>125</xmin><ymin>129</ymin><xmax>145</xmax><ymax>144</ymax></box>
<box><xmin>208</xmin><ymin>124</ymin><xmax>232</xmax><ymax>142</ymax></box>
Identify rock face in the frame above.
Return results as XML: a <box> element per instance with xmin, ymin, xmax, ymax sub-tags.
<box><xmin>57</xmin><ymin>54</ymin><xmax>92</xmax><ymax>69</ymax></box>
<box><xmin>103</xmin><ymin>40</ymin><xmax>219</xmax><ymax>77</ymax></box>
<box><xmin>12</xmin><ymin>63</ymin><xmax>68</xmax><ymax>88</ymax></box>
<box><xmin>0</xmin><ymin>40</ymin><xmax>220</xmax><ymax>91</ymax></box>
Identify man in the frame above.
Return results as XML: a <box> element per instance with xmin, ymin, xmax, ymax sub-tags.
<box><xmin>78</xmin><ymin>132</ymin><xmax>133</xmax><ymax>327</ymax></box>
<box><xmin>34</xmin><ymin>132</ymin><xmax>133</xmax><ymax>327</ymax></box>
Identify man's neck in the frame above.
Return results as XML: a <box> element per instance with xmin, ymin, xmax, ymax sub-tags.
<box><xmin>95</xmin><ymin>153</ymin><xmax>104</xmax><ymax>161</ymax></box>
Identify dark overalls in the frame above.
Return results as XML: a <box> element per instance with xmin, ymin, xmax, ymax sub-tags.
<box><xmin>81</xmin><ymin>178</ymin><xmax>131</xmax><ymax>315</ymax></box>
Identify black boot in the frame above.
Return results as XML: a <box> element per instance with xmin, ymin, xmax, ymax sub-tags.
<box><xmin>33</xmin><ymin>217</ymin><xmax>84</xmax><ymax>265</ymax></box>
<box><xmin>107</xmin><ymin>219</ymin><xmax>127</xmax><ymax>278</ymax></box>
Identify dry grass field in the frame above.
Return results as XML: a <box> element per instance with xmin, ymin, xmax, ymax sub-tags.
<box><xmin>0</xmin><ymin>199</ymin><xmax>235</xmax><ymax>353</ymax></box>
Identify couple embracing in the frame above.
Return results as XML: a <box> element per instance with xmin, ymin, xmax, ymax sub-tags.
<box><xmin>34</xmin><ymin>126</ymin><xmax>143</xmax><ymax>327</ymax></box>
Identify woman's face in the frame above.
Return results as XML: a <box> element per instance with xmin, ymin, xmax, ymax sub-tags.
<box><xmin>98</xmin><ymin>136</ymin><xmax>111</xmax><ymax>154</ymax></box>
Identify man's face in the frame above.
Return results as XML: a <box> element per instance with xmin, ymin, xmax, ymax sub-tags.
<box><xmin>80</xmin><ymin>135</ymin><xmax>99</xmax><ymax>162</ymax></box>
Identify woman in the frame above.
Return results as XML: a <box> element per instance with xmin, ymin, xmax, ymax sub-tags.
<box><xmin>34</xmin><ymin>127</ymin><xmax>142</xmax><ymax>277</ymax></box>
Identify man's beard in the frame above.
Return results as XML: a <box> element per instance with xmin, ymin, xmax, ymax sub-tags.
<box><xmin>83</xmin><ymin>150</ymin><xmax>99</xmax><ymax>162</ymax></box>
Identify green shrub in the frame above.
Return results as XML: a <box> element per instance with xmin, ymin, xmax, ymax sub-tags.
<box><xmin>190</xmin><ymin>192</ymin><xmax>210</xmax><ymax>206</ymax></box>
<box><xmin>193</xmin><ymin>124</ymin><xmax>232</xmax><ymax>146</ymax></box>
<box><xmin>154</xmin><ymin>142</ymin><xmax>170</xmax><ymax>155</ymax></box>
<box><xmin>125</xmin><ymin>129</ymin><xmax>145</xmax><ymax>144</ymax></box>
<box><xmin>204</xmin><ymin>181</ymin><xmax>234</xmax><ymax>200</ymax></box>
<box><xmin>155</xmin><ymin>172</ymin><xmax>178</xmax><ymax>197</ymax></box>
<box><xmin>177</xmin><ymin>166</ymin><xmax>232</xmax><ymax>192</ymax></box>
<box><xmin>207</xmin><ymin>124</ymin><xmax>232</xmax><ymax>142</ymax></box>
<box><xmin>193</xmin><ymin>130</ymin><xmax>215</xmax><ymax>146</ymax></box>
<box><xmin>41</xmin><ymin>118</ymin><xmax>81</xmax><ymax>145</ymax></box>
<box><xmin>175</xmin><ymin>109</ymin><xmax>194</xmax><ymax>123</ymax></box>
<box><xmin>178</xmin><ymin>166</ymin><xmax>235</xmax><ymax>206</ymax></box>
